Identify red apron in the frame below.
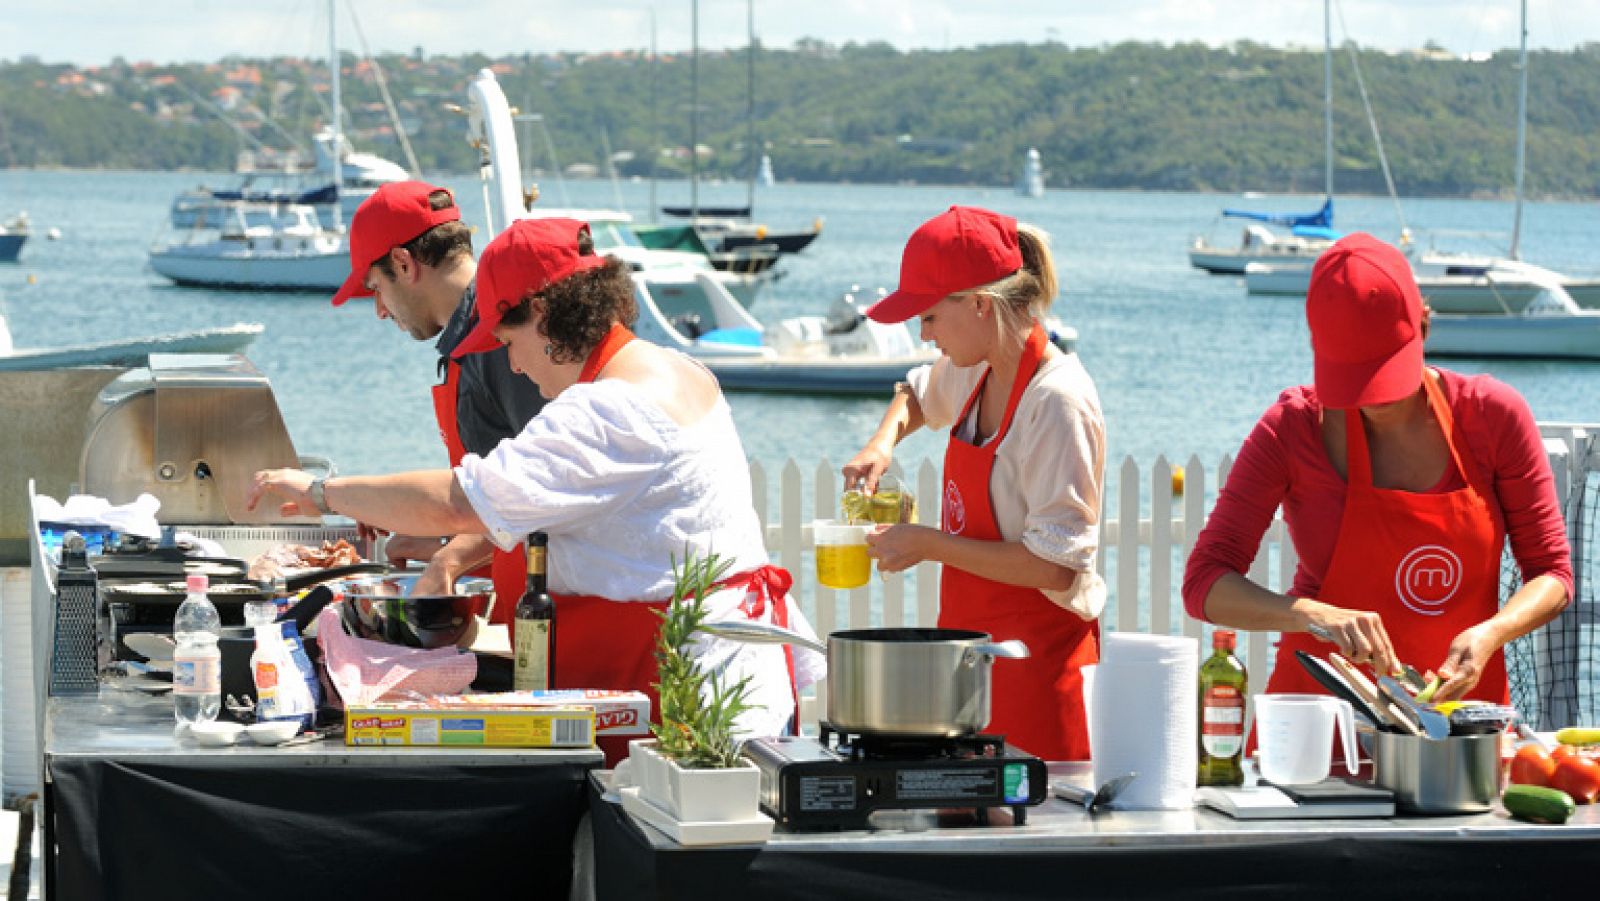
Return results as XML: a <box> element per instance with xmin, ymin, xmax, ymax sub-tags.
<box><xmin>534</xmin><ymin>324</ymin><xmax>800</xmax><ymax>765</ymax></box>
<box><xmin>1265</xmin><ymin>372</ymin><xmax>1507</xmax><ymax>703</ymax></box>
<box><xmin>432</xmin><ymin>358</ymin><xmax>523</xmax><ymax>626</ymax></box>
<box><xmin>938</xmin><ymin>323</ymin><xmax>1099</xmax><ymax>761</ymax></box>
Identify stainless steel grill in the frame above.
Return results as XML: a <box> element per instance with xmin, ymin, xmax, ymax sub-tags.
<box><xmin>80</xmin><ymin>354</ymin><xmax>316</xmax><ymax>525</ymax></box>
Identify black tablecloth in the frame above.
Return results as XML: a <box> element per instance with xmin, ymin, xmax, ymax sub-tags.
<box><xmin>587</xmin><ymin>777</ymin><xmax>1600</xmax><ymax>900</ymax></box>
<box><xmin>51</xmin><ymin>758</ymin><xmax>593</xmax><ymax>901</ymax></box>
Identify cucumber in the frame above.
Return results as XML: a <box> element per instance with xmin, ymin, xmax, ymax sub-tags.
<box><xmin>1555</xmin><ymin>727</ymin><xmax>1600</xmax><ymax>747</ymax></box>
<box><xmin>1503</xmin><ymin>784</ymin><xmax>1576</xmax><ymax>825</ymax></box>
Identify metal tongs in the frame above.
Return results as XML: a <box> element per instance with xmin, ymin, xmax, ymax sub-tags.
<box><xmin>1306</xmin><ymin>622</ymin><xmax>1428</xmax><ymax>693</ymax></box>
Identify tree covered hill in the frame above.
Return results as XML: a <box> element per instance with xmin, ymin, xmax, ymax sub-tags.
<box><xmin>2</xmin><ymin>39</ymin><xmax>1597</xmax><ymax>198</ymax></box>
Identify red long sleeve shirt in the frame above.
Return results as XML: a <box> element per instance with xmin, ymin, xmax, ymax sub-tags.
<box><xmin>1183</xmin><ymin>368</ymin><xmax>1572</xmax><ymax>621</ymax></box>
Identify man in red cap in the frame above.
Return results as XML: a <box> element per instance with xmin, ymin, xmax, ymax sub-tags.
<box><xmin>331</xmin><ymin>181</ymin><xmax>545</xmax><ymax>623</ymax></box>
<box><xmin>1184</xmin><ymin>232</ymin><xmax>1571</xmax><ymax>713</ymax></box>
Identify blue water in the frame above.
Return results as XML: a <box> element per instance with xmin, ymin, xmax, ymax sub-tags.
<box><xmin>4</xmin><ymin>170</ymin><xmax>1598</xmax><ymax>489</ymax></box>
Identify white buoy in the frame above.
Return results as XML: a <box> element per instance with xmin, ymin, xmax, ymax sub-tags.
<box><xmin>46</xmin><ymin>228</ymin><xmax>61</xmax><ymax>240</ymax></box>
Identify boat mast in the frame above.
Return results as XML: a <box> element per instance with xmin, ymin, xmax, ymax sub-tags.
<box><xmin>1323</xmin><ymin>0</ymin><xmax>1333</xmax><ymax>202</ymax></box>
<box><xmin>1510</xmin><ymin>0</ymin><xmax>1529</xmax><ymax>261</ymax></box>
<box><xmin>746</xmin><ymin>0</ymin><xmax>755</xmax><ymax>214</ymax></box>
<box><xmin>649</xmin><ymin>9</ymin><xmax>658</xmax><ymax>223</ymax></box>
<box><xmin>328</xmin><ymin>0</ymin><xmax>344</xmax><ymax>230</ymax></box>
<box><xmin>690</xmin><ymin>0</ymin><xmax>699</xmax><ymax>221</ymax></box>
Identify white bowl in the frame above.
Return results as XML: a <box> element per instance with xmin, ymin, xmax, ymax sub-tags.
<box><xmin>187</xmin><ymin>721</ymin><xmax>244</xmax><ymax>747</ymax></box>
<box><xmin>245</xmin><ymin>720</ymin><xmax>302</xmax><ymax>745</ymax></box>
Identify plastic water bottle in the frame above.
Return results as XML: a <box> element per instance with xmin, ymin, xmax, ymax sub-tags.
<box><xmin>172</xmin><ymin>573</ymin><xmax>222</xmax><ymax>726</ymax></box>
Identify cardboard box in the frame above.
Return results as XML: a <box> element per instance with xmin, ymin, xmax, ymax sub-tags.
<box><xmin>434</xmin><ymin>690</ymin><xmax>652</xmax><ymax>737</ymax></box>
<box><xmin>345</xmin><ymin>704</ymin><xmax>595</xmax><ymax>748</ymax></box>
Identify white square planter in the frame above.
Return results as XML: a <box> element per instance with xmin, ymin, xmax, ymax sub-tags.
<box><xmin>630</xmin><ymin>738</ymin><xmax>761</xmax><ymax>822</ymax></box>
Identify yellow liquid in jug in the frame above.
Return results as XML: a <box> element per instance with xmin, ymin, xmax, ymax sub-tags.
<box><xmin>816</xmin><ymin>544</ymin><xmax>871</xmax><ymax>589</ymax></box>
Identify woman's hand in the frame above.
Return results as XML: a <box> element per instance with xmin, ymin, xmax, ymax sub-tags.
<box><xmin>842</xmin><ymin>442</ymin><xmax>893</xmax><ymax>494</ymax></box>
<box><xmin>247</xmin><ymin>469</ymin><xmax>317</xmax><ymax>517</ymax></box>
<box><xmin>1299</xmin><ymin>600</ymin><xmax>1401</xmax><ymax>676</ymax></box>
<box><xmin>1432</xmin><ymin>621</ymin><xmax>1502</xmax><ymax>703</ymax></box>
<box><xmin>865</xmin><ymin>523</ymin><xmax>931</xmax><ymax>573</ymax></box>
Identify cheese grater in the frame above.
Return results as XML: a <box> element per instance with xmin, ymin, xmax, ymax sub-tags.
<box><xmin>51</xmin><ymin>532</ymin><xmax>101</xmax><ymax>696</ymax></box>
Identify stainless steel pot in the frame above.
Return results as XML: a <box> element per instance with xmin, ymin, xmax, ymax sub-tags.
<box><xmin>698</xmin><ymin>621</ymin><xmax>1028</xmax><ymax>737</ymax></box>
<box><xmin>1370</xmin><ymin>731</ymin><xmax>1501</xmax><ymax>814</ymax></box>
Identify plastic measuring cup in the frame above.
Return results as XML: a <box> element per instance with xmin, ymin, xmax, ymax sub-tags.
<box><xmin>814</xmin><ymin>519</ymin><xmax>871</xmax><ymax>589</ymax></box>
<box><xmin>1254</xmin><ymin>693</ymin><xmax>1359</xmax><ymax>785</ymax></box>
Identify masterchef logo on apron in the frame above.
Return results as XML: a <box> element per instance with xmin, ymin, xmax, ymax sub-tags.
<box><xmin>1394</xmin><ymin>544</ymin><xmax>1462</xmax><ymax>616</ymax></box>
<box><xmin>943</xmin><ymin>479</ymin><xmax>967</xmax><ymax>534</ymax></box>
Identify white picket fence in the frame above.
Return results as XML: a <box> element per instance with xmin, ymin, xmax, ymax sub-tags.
<box><xmin>750</xmin><ymin>423</ymin><xmax>1597</xmax><ymax>727</ymax></box>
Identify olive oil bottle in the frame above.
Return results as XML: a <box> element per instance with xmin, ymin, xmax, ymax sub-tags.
<box><xmin>513</xmin><ymin>532</ymin><xmax>554</xmax><ymax>691</ymax></box>
<box><xmin>1197</xmin><ymin>629</ymin><xmax>1247</xmax><ymax>786</ymax></box>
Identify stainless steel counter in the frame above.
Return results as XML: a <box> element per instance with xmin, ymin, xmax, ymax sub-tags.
<box><xmin>604</xmin><ymin>760</ymin><xmax>1600</xmax><ymax>852</ymax></box>
<box><xmin>44</xmin><ymin>694</ymin><xmax>603</xmax><ymax>768</ymax></box>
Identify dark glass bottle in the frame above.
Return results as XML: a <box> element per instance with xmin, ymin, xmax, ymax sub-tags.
<box><xmin>513</xmin><ymin>532</ymin><xmax>555</xmax><ymax>692</ymax></box>
<box><xmin>1198</xmin><ymin>629</ymin><xmax>1247</xmax><ymax>787</ymax></box>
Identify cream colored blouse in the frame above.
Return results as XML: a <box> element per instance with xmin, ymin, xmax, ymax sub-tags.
<box><xmin>907</xmin><ymin>350</ymin><xmax>1108</xmax><ymax>620</ymax></box>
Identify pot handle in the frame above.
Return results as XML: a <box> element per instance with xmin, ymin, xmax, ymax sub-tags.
<box><xmin>971</xmin><ymin>639</ymin><xmax>1030</xmax><ymax>660</ymax></box>
<box><xmin>696</xmin><ymin>619</ymin><xmax>828</xmax><ymax>655</ymax></box>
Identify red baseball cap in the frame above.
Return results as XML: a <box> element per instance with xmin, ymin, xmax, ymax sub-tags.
<box><xmin>452</xmin><ymin>217</ymin><xmax>609</xmax><ymax>359</ymax></box>
<box><xmin>1305</xmin><ymin>232</ymin><xmax>1425</xmax><ymax>408</ymax></box>
<box><xmin>330</xmin><ymin>181</ymin><xmax>461</xmax><ymax>306</ymax></box>
<box><xmin>865</xmin><ymin>206</ymin><xmax>1022</xmax><ymax>323</ymax></box>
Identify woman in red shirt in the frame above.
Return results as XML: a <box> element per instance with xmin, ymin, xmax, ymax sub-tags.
<box><xmin>1182</xmin><ymin>233</ymin><xmax>1570</xmax><ymax>704</ymax></box>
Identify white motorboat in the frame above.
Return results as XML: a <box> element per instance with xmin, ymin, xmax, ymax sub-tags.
<box><xmin>1427</xmin><ymin>283</ymin><xmax>1600</xmax><ymax>361</ymax></box>
<box><xmin>631</xmin><ymin>274</ymin><xmax>941</xmax><ymax>394</ymax></box>
<box><xmin>0</xmin><ymin>312</ymin><xmax>262</xmax><ymax>371</ymax></box>
<box><xmin>1245</xmin><ymin>252</ymin><xmax>1600</xmax><ymax>310</ymax></box>
<box><xmin>148</xmin><ymin>202</ymin><xmax>347</xmax><ymax>291</ymax></box>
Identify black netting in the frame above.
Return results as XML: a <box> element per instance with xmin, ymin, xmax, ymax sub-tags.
<box><xmin>1505</xmin><ymin>466</ymin><xmax>1600</xmax><ymax>730</ymax></box>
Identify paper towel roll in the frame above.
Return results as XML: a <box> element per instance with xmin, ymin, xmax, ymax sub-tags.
<box><xmin>1090</xmin><ymin>633</ymin><xmax>1198</xmax><ymax>810</ymax></box>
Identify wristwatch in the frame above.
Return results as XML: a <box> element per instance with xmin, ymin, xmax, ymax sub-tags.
<box><xmin>308</xmin><ymin>477</ymin><xmax>332</xmax><ymax>516</ymax></box>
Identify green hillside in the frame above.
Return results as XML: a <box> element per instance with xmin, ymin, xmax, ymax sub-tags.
<box><xmin>2</xmin><ymin>39</ymin><xmax>1597</xmax><ymax>197</ymax></box>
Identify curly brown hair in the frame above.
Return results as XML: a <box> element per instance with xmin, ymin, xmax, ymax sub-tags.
<box><xmin>499</xmin><ymin>256</ymin><xmax>637</xmax><ymax>365</ymax></box>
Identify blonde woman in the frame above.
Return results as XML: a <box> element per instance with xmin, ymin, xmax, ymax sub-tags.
<box><xmin>843</xmin><ymin>206</ymin><xmax>1106</xmax><ymax>761</ymax></box>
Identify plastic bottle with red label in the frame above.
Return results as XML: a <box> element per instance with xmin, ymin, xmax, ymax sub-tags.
<box><xmin>1198</xmin><ymin>629</ymin><xmax>1247</xmax><ymax>786</ymax></box>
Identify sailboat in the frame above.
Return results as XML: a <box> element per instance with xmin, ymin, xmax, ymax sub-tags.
<box><xmin>1189</xmin><ymin>2</ymin><xmax>1339</xmax><ymax>275</ymax></box>
<box><xmin>149</xmin><ymin>1</ymin><xmax>351</xmax><ymax>292</ymax></box>
<box><xmin>653</xmin><ymin>0</ymin><xmax>822</xmax><ymax>257</ymax></box>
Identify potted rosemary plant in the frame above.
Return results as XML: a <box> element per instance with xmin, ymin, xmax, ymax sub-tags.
<box><xmin>630</xmin><ymin>551</ymin><xmax>763</xmax><ymax>822</ymax></box>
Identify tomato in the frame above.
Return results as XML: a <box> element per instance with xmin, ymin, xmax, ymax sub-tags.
<box><xmin>1552</xmin><ymin>744</ymin><xmax>1581</xmax><ymax>761</ymax></box>
<box><xmin>1549</xmin><ymin>755</ymin><xmax>1600</xmax><ymax>804</ymax></box>
<box><xmin>1509</xmin><ymin>745</ymin><xmax>1557</xmax><ymax>788</ymax></box>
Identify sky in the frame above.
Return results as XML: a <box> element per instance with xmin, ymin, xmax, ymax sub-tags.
<box><xmin>3</xmin><ymin>1</ymin><xmax>1598</xmax><ymax>66</ymax></box>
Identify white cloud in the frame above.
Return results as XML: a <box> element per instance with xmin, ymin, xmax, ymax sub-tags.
<box><xmin>1</xmin><ymin>0</ymin><xmax>1596</xmax><ymax>66</ymax></box>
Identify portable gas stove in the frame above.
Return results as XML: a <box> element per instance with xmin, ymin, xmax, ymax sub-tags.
<box><xmin>741</xmin><ymin>724</ymin><xmax>1048</xmax><ymax>830</ymax></box>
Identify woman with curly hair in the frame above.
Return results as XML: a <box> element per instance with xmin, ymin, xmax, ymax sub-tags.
<box><xmin>249</xmin><ymin>217</ymin><xmax>823</xmax><ymax>762</ymax></box>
